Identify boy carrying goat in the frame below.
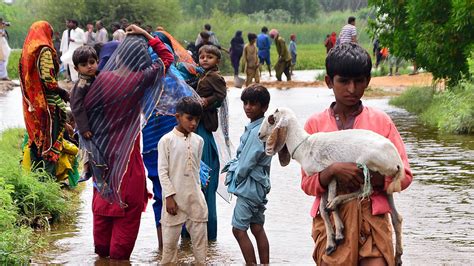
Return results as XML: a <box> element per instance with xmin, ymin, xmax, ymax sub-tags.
<box><xmin>260</xmin><ymin>43</ymin><xmax>412</xmax><ymax>266</ymax></box>
<box><xmin>303</xmin><ymin>43</ymin><xmax>412</xmax><ymax>266</ymax></box>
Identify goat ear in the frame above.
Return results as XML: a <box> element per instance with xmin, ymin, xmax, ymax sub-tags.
<box><xmin>265</xmin><ymin>123</ymin><xmax>287</xmax><ymax>155</ymax></box>
<box><xmin>273</xmin><ymin>123</ymin><xmax>287</xmax><ymax>153</ymax></box>
<box><xmin>278</xmin><ymin>144</ymin><xmax>291</xmax><ymax>166</ymax></box>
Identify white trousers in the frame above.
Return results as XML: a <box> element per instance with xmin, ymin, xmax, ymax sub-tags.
<box><xmin>161</xmin><ymin>220</ymin><xmax>207</xmax><ymax>264</ymax></box>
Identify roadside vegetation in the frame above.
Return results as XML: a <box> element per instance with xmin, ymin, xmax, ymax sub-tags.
<box><xmin>390</xmin><ymin>80</ymin><xmax>474</xmax><ymax>134</ymax></box>
<box><xmin>0</xmin><ymin>128</ymin><xmax>82</xmax><ymax>263</ymax></box>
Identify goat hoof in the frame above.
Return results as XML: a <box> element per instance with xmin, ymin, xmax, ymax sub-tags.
<box><xmin>335</xmin><ymin>234</ymin><xmax>344</xmax><ymax>245</ymax></box>
<box><xmin>326</xmin><ymin>245</ymin><xmax>337</xmax><ymax>255</ymax></box>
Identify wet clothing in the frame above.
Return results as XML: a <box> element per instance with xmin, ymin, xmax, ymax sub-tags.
<box><xmin>162</xmin><ymin>220</ymin><xmax>207</xmax><ymax>264</ymax></box>
<box><xmin>142</xmin><ymin>115</ymin><xmax>177</xmax><ymax>227</ymax></box>
<box><xmin>257</xmin><ymin>33</ymin><xmax>271</xmax><ymax>66</ymax></box>
<box><xmin>158</xmin><ymin>128</ymin><xmax>208</xmax><ymax>263</ymax></box>
<box><xmin>242</xmin><ymin>43</ymin><xmax>260</xmax><ymax>86</ymax></box>
<box><xmin>81</xmin><ymin>36</ymin><xmax>173</xmax><ymax>203</ymax></box>
<box><xmin>312</xmin><ymin>199</ymin><xmax>395</xmax><ymax>265</ymax></box>
<box><xmin>232</xmin><ymin>196</ymin><xmax>266</xmax><ymax>231</ymax></box>
<box><xmin>274</xmin><ymin>35</ymin><xmax>291</xmax><ymax>81</ymax></box>
<box><xmin>224</xmin><ymin>117</ymin><xmax>271</xmax><ymax>230</ymax></box>
<box><xmin>20</xmin><ymin>21</ymin><xmax>78</xmax><ymax>184</ymax></box>
<box><xmin>301</xmin><ymin>102</ymin><xmax>413</xmax><ymax>264</ymax></box>
<box><xmin>158</xmin><ymin>128</ymin><xmax>208</xmax><ymax>225</ymax></box>
<box><xmin>195</xmin><ymin>66</ymin><xmax>227</xmax><ymax>240</ymax></box>
<box><xmin>196</xmin><ymin>122</ymin><xmax>220</xmax><ymax>240</ymax></box>
<box><xmin>93</xmin><ymin>136</ymin><xmax>148</xmax><ymax>260</ymax></box>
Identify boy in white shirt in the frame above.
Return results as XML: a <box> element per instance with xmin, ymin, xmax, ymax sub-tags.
<box><xmin>158</xmin><ymin>96</ymin><xmax>208</xmax><ymax>264</ymax></box>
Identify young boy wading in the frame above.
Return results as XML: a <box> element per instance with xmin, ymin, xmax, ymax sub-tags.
<box><xmin>301</xmin><ymin>43</ymin><xmax>413</xmax><ymax>266</ymax></box>
<box><xmin>223</xmin><ymin>84</ymin><xmax>272</xmax><ymax>264</ymax></box>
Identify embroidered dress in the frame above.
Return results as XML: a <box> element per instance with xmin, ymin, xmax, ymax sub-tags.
<box><xmin>20</xmin><ymin>21</ymin><xmax>77</xmax><ymax>182</ymax></box>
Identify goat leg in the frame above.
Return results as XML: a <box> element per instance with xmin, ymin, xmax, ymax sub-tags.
<box><xmin>326</xmin><ymin>191</ymin><xmax>361</xmax><ymax>211</ymax></box>
<box><xmin>332</xmin><ymin>210</ymin><xmax>345</xmax><ymax>245</ymax></box>
<box><xmin>320</xmin><ymin>192</ymin><xmax>337</xmax><ymax>255</ymax></box>
<box><xmin>388</xmin><ymin>195</ymin><xmax>403</xmax><ymax>266</ymax></box>
<box><xmin>326</xmin><ymin>180</ymin><xmax>345</xmax><ymax>245</ymax></box>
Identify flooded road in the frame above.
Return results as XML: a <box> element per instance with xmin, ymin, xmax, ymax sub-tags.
<box><xmin>1</xmin><ymin>85</ymin><xmax>473</xmax><ymax>264</ymax></box>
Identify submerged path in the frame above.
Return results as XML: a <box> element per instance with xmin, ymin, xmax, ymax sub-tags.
<box><xmin>0</xmin><ymin>74</ymin><xmax>471</xmax><ymax>264</ymax></box>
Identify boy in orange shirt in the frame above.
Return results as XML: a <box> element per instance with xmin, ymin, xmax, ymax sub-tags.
<box><xmin>301</xmin><ymin>43</ymin><xmax>413</xmax><ymax>266</ymax></box>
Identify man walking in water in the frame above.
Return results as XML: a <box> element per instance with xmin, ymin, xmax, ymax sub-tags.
<box><xmin>257</xmin><ymin>26</ymin><xmax>272</xmax><ymax>77</ymax></box>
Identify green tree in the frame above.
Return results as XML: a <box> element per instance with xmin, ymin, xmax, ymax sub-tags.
<box><xmin>31</xmin><ymin>0</ymin><xmax>182</xmax><ymax>35</ymax></box>
<box><xmin>369</xmin><ymin>0</ymin><xmax>474</xmax><ymax>86</ymax></box>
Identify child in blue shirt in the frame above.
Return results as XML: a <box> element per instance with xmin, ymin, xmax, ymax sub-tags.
<box><xmin>223</xmin><ymin>84</ymin><xmax>272</xmax><ymax>264</ymax></box>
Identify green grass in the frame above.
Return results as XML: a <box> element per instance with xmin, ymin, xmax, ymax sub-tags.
<box><xmin>172</xmin><ymin>9</ymin><xmax>373</xmax><ymax>46</ymax></box>
<box><xmin>0</xmin><ymin>128</ymin><xmax>82</xmax><ymax>263</ymax></box>
<box><xmin>7</xmin><ymin>49</ymin><xmax>20</xmax><ymax>80</ymax></box>
<box><xmin>390</xmin><ymin>80</ymin><xmax>474</xmax><ymax>134</ymax></box>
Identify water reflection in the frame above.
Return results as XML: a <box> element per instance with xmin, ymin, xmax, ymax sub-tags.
<box><xmin>1</xmin><ymin>86</ymin><xmax>472</xmax><ymax>264</ymax></box>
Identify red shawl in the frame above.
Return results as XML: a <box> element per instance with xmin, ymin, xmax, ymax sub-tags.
<box><xmin>19</xmin><ymin>21</ymin><xmax>62</xmax><ymax>161</ymax></box>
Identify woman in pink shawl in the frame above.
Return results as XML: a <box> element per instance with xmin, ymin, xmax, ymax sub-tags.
<box><xmin>82</xmin><ymin>25</ymin><xmax>173</xmax><ymax>260</ymax></box>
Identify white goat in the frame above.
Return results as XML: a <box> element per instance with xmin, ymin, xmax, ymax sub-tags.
<box><xmin>258</xmin><ymin>107</ymin><xmax>404</xmax><ymax>266</ymax></box>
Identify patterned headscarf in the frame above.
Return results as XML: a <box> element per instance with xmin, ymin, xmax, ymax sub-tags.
<box><xmin>19</xmin><ymin>21</ymin><xmax>61</xmax><ymax>159</ymax></box>
<box><xmin>81</xmin><ymin>35</ymin><xmax>198</xmax><ymax>205</ymax></box>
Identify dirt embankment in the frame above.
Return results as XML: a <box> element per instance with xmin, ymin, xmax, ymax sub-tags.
<box><xmin>0</xmin><ymin>80</ymin><xmax>17</xmax><ymax>95</ymax></box>
<box><xmin>225</xmin><ymin>72</ymin><xmax>434</xmax><ymax>96</ymax></box>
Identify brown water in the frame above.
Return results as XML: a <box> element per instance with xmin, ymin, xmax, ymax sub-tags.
<box><xmin>1</xmin><ymin>85</ymin><xmax>473</xmax><ymax>264</ymax></box>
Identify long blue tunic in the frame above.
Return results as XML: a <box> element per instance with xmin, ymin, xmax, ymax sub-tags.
<box><xmin>224</xmin><ymin>117</ymin><xmax>272</xmax><ymax>205</ymax></box>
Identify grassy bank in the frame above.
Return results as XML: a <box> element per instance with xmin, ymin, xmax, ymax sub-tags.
<box><xmin>7</xmin><ymin>49</ymin><xmax>20</xmax><ymax>80</ymax></box>
<box><xmin>390</xmin><ymin>80</ymin><xmax>474</xmax><ymax>134</ymax></box>
<box><xmin>0</xmin><ymin>128</ymin><xmax>81</xmax><ymax>263</ymax></box>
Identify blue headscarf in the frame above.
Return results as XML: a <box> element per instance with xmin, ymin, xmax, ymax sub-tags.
<box><xmin>98</xmin><ymin>41</ymin><xmax>119</xmax><ymax>71</ymax></box>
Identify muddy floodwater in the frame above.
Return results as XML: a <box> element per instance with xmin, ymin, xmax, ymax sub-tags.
<box><xmin>1</xmin><ymin>84</ymin><xmax>473</xmax><ymax>264</ymax></box>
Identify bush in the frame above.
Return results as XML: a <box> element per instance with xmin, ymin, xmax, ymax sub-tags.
<box><xmin>421</xmin><ymin>81</ymin><xmax>474</xmax><ymax>134</ymax></box>
<box><xmin>0</xmin><ymin>128</ymin><xmax>82</xmax><ymax>263</ymax></box>
<box><xmin>390</xmin><ymin>80</ymin><xmax>474</xmax><ymax>134</ymax></box>
<box><xmin>389</xmin><ymin>87</ymin><xmax>435</xmax><ymax>114</ymax></box>
<box><xmin>7</xmin><ymin>49</ymin><xmax>20</xmax><ymax>80</ymax></box>
<box><xmin>0</xmin><ymin>129</ymin><xmax>71</xmax><ymax>229</ymax></box>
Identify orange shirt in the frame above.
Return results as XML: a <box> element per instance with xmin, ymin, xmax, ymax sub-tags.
<box><xmin>301</xmin><ymin>104</ymin><xmax>413</xmax><ymax>217</ymax></box>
